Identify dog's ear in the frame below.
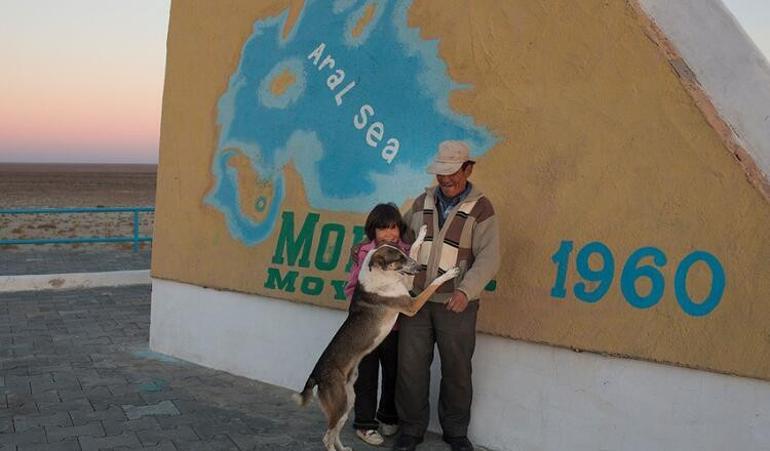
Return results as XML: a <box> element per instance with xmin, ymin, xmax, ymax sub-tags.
<box><xmin>369</xmin><ymin>252</ymin><xmax>385</xmax><ymax>270</ymax></box>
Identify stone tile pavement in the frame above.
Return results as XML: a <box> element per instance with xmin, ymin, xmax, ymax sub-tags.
<box><xmin>0</xmin><ymin>285</ymin><xmax>485</xmax><ymax>450</ymax></box>
<box><xmin>0</xmin><ymin>250</ymin><xmax>152</xmax><ymax>276</ymax></box>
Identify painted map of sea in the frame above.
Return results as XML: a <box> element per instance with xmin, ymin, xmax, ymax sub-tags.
<box><xmin>207</xmin><ymin>0</ymin><xmax>495</xmax><ymax>245</ymax></box>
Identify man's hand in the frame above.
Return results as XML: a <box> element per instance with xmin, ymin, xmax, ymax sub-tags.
<box><xmin>445</xmin><ymin>290</ymin><xmax>469</xmax><ymax>312</ymax></box>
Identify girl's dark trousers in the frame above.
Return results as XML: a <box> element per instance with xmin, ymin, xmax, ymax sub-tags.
<box><xmin>353</xmin><ymin>329</ymin><xmax>399</xmax><ymax>429</ymax></box>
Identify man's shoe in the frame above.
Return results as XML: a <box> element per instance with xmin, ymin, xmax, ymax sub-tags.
<box><xmin>380</xmin><ymin>422</ymin><xmax>400</xmax><ymax>437</ymax></box>
<box><xmin>392</xmin><ymin>434</ymin><xmax>423</xmax><ymax>451</ymax></box>
<box><xmin>443</xmin><ymin>435</ymin><xmax>474</xmax><ymax>451</ymax></box>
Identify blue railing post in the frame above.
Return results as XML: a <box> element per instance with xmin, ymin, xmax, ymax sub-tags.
<box><xmin>133</xmin><ymin>210</ymin><xmax>140</xmax><ymax>253</ymax></box>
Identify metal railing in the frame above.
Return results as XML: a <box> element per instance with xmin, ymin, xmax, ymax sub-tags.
<box><xmin>0</xmin><ymin>207</ymin><xmax>154</xmax><ymax>252</ymax></box>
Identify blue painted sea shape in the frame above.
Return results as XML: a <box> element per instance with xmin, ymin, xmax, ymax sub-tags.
<box><xmin>207</xmin><ymin>0</ymin><xmax>495</xmax><ymax>245</ymax></box>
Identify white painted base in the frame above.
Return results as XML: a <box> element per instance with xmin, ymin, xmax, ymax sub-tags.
<box><xmin>0</xmin><ymin>270</ymin><xmax>150</xmax><ymax>293</ymax></box>
<box><xmin>150</xmin><ymin>278</ymin><xmax>770</xmax><ymax>451</ymax></box>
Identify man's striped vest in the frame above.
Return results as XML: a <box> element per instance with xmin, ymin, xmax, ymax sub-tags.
<box><xmin>412</xmin><ymin>190</ymin><xmax>492</xmax><ymax>297</ymax></box>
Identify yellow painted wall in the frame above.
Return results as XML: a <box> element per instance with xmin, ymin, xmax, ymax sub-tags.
<box><xmin>153</xmin><ymin>0</ymin><xmax>770</xmax><ymax>380</ymax></box>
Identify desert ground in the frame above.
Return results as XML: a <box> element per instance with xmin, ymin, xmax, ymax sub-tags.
<box><xmin>0</xmin><ymin>163</ymin><xmax>156</xmax><ymax>250</ymax></box>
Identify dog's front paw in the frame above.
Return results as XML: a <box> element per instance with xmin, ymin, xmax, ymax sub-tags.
<box><xmin>444</xmin><ymin>266</ymin><xmax>461</xmax><ymax>279</ymax></box>
<box><xmin>415</xmin><ymin>225</ymin><xmax>427</xmax><ymax>243</ymax></box>
<box><xmin>434</xmin><ymin>266</ymin><xmax>461</xmax><ymax>285</ymax></box>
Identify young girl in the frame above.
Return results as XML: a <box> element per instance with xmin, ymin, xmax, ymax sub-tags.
<box><xmin>344</xmin><ymin>203</ymin><xmax>410</xmax><ymax>446</ymax></box>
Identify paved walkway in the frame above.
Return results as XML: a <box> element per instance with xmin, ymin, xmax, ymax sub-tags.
<box><xmin>0</xmin><ymin>284</ymin><xmax>478</xmax><ymax>450</ymax></box>
<box><xmin>0</xmin><ymin>249</ymin><xmax>152</xmax><ymax>276</ymax></box>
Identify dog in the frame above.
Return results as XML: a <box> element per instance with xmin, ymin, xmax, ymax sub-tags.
<box><xmin>293</xmin><ymin>225</ymin><xmax>459</xmax><ymax>451</ymax></box>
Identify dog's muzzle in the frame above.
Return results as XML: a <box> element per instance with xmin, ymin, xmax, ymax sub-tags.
<box><xmin>398</xmin><ymin>258</ymin><xmax>422</xmax><ymax>275</ymax></box>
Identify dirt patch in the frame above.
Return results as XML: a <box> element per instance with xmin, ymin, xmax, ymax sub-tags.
<box><xmin>0</xmin><ymin>164</ymin><xmax>157</xmax><ymax>251</ymax></box>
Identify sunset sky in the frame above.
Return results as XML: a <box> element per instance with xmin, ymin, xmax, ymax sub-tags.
<box><xmin>0</xmin><ymin>0</ymin><xmax>768</xmax><ymax>164</ymax></box>
<box><xmin>0</xmin><ymin>0</ymin><xmax>170</xmax><ymax>164</ymax></box>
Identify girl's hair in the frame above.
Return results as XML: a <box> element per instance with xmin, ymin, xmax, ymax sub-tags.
<box><xmin>364</xmin><ymin>203</ymin><xmax>407</xmax><ymax>241</ymax></box>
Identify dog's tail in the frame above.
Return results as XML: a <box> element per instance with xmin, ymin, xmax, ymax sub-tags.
<box><xmin>292</xmin><ymin>376</ymin><xmax>316</xmax><ymax>407</ymax></box>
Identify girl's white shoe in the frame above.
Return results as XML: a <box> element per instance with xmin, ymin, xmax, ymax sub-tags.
<box><xmin>356</xmin><ymin>429</ymin><xmax>385</xmax><ymax>446</ymax></box>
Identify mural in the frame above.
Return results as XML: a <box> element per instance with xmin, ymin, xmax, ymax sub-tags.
<box><xmin>206</xmin><ymin>0</ymin><xmax>495</xmax><ymax>245</ymax></box>
<box><xmin>154</xmin><ymin>0</ymin><xmax>770</xmax><ymax>382</ymax></box>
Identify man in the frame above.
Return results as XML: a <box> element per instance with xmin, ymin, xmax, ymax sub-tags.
<box><xmin>394</xmin><ymin>140</ymin><xmax>500</xmax><ymax>451</ymax></box>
